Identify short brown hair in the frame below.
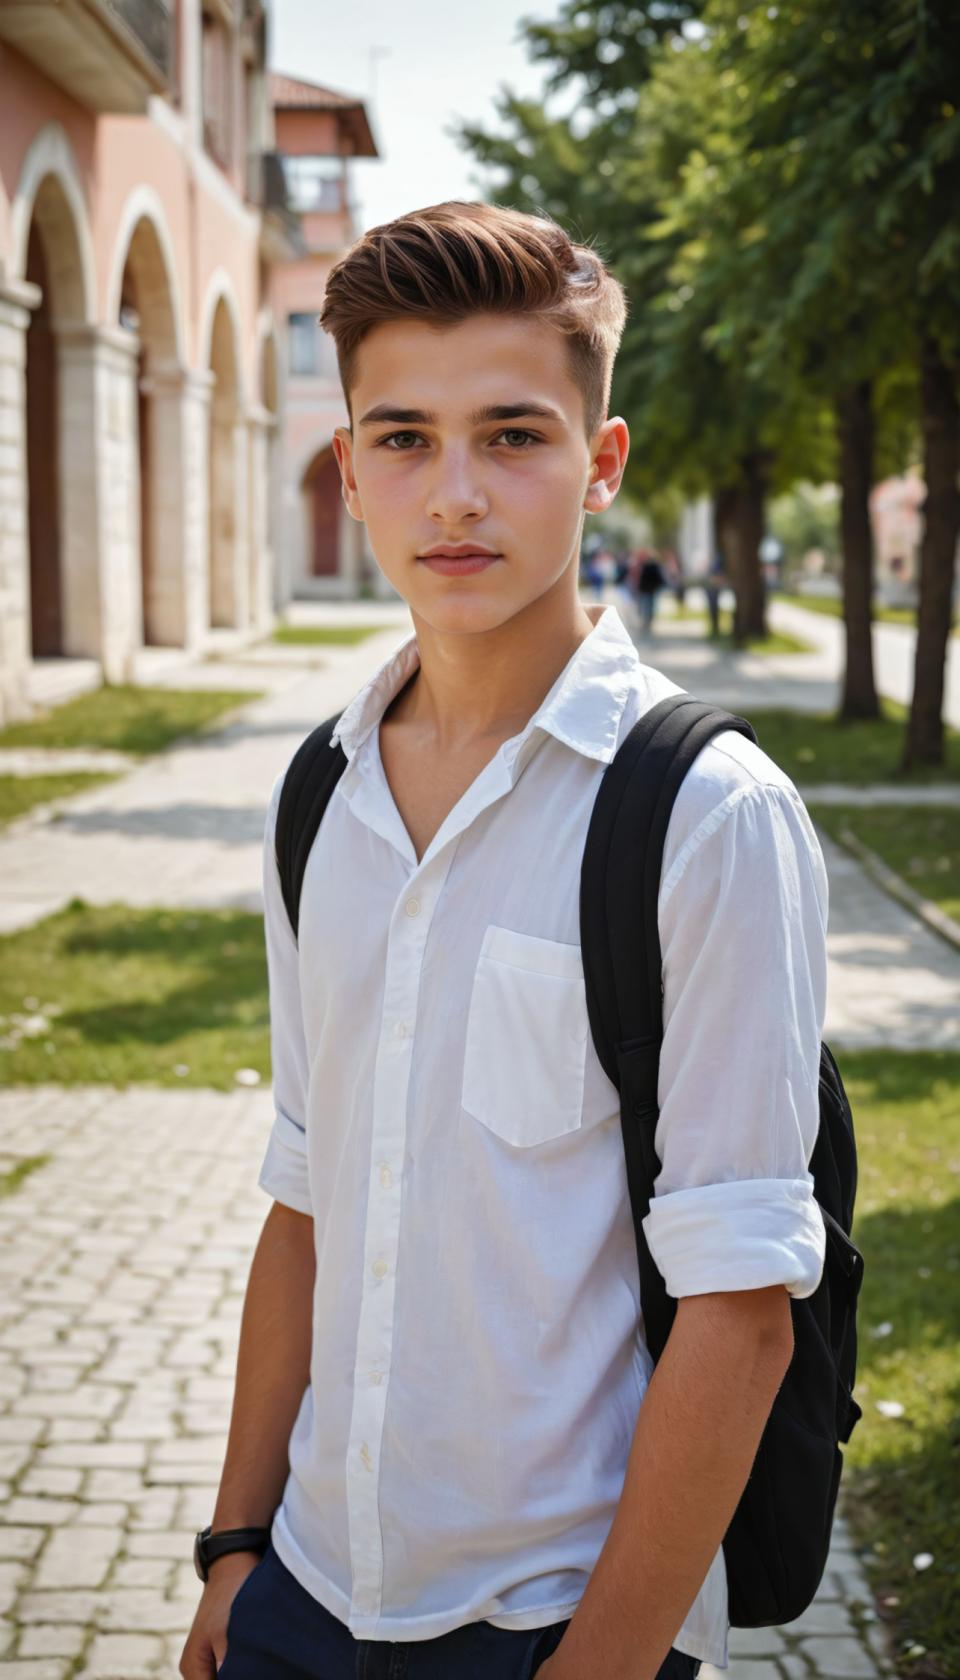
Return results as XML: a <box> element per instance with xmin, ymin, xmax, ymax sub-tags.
<box><xmin>319</xmin><ymin>200</ymin><xmax>627</xmax><ymax>437</ymax></box>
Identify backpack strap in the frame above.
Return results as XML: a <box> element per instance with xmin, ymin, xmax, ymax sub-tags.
<box><xmin>274</xmin><ymin>711</ymin><xmax>347</xmax><ymax>942</ymax></box>
<box><xmin>579</xmin><ymin>694</ymin><xmax>758</xmax><ymax>1360</ymax></box>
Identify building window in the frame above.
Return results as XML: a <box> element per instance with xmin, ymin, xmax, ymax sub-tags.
<box><xmin>282</xmin><ymin>155</ymin><xmax>344</xmax><ymax>213</ymax></box>
<box><xmin>288</xmin><ymin>313</ymin><xmax>318</xmax><ymax>377</ymax></box>
<box><xmin>202</xmin><ymin>6</ymin><xmax>233</xmax><ymax>168</ymax></box>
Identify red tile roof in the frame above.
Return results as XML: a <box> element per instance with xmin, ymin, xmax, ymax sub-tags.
<box><xmin>269</xmin><ymin>72</ymin><xmax>379</xmax><ymax>157</ymax></box>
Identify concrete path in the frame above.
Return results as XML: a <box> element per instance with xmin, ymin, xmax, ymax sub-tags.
<box><xmin>768</xmin><ymin>599</ymin><xmax>960</xmax><ymax>730</ymax></box>
<box><xmin>0</xmin><ymin>624</ymin><xmax>412</xmax><ymax>936</ymax></box>
<box><xmin>0</xmin><ymin>1084</ymin><xmax>895</xmax><ymax>1680</ymax></box>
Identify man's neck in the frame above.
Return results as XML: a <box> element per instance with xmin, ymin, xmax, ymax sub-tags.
<box><xmin>390</xmin><ymin>585</ymin><xmax>601</xmax><ymax>755</ymax></box>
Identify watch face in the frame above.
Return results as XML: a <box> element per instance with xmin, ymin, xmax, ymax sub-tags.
<box><xmin>193</xmin><ymin>1530</ymin><xmax>207</xmax><ymax>1582</ymax></box>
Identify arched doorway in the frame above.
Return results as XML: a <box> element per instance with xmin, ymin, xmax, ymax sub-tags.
<box><xmin>23</xmin><ymin>174</ymin><xmax>88</xmax><ymax>659</ymax></box>
<box><xmin>208</xmin><ymin>295</ymin><xmax>242</xmax><ymax>627</ymax></box>
<box><xmin>302</xmin><ymin>445</ymin><xmax>342</xmax><ymax>578</ymax></box>
<box><xmin>115</xmin><ymin>214</ymin><xmax>181</xmax><ymax>646</ymax></box>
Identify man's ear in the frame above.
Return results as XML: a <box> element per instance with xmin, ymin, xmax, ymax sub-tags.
<box><xmin>584</xmin><ymin>417</ymin><xmax>629</xmax><ymax>514</ymax></box>
<box><xmin>333</xmin><ymin>426</ymin><xmax>365</xmax><ymax>523</ymax></box>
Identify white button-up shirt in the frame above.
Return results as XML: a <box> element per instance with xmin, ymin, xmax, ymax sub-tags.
<box><xmin>257</xmin><ymin>603</ymin><xmax>829</xmax><ymax>1668</ymax></box>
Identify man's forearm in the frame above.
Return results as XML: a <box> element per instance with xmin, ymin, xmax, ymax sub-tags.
<box><xmin>211</xmin><ymin>1200</ymin><xmax>315</xmax><ymax>1532</ymax></box>
<box><xmin>547</xmin><ymin>1287</ymin><xmax>793</xmax><ymax>1680</ymax></box>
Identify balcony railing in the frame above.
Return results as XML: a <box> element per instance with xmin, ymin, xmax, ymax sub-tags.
<box><xmin>248</xmin><ymin>151</ymin><xmax>304</xmax><ymax>259</ymax></box>
<box><xmin>106</xmin><ymin>0</ymin><xmax>172</xmax><ymax>81</ymax></box>
<box><xmin>0</xmin><ymin>0</ymin><xmax>171</xmax><ymax>111</ymax></box>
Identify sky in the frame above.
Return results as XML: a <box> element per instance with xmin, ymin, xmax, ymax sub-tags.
<box><xmin>270</xmin><ymin>0</ymin><xmax>559</xmax><ymax>231</ymax></box>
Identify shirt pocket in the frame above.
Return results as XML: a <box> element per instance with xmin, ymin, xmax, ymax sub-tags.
<box><xmin>461</xmin><ymin>924</ymin><xmax>589</xmax><ymax>1148</ymax></box>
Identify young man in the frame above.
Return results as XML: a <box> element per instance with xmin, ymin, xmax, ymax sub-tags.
<box><xmin>180</xmin><ymin>201</ymin><xmax>828</xmax><ymax>1680</ymax></box>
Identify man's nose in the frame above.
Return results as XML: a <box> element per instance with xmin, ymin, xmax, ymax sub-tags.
<box><xmin>424</xmin><ymin>448</ymin><xmax>488</xmax><ymax>523</ymax></box>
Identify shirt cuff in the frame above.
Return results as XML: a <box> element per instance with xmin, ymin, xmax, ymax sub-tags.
<box><xmin>257</xmin><ymin>1105</ymin><xmax>313</xmax><ymax>1217</ymax></box>
<box><xmin>642</xmin><ymin>1177</ymin><xmax>826</xmax><ymax>1300</ymax></box>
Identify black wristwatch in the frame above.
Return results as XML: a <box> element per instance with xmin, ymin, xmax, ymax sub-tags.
<box><xmin>194</xmin><ymin>1525</ymin><xmax>272</xmax><ymax>1582</ymax></box>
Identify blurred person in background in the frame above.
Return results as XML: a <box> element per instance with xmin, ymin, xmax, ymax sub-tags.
<box><xmin>630</xmin><ymin>546</ymin><xmax>667</xmax><ymax>636</ymax></box>
<box><xmin>704</xmin><ymin>548</ymin><xmax>728</xmax><ymax>639</ymax></box>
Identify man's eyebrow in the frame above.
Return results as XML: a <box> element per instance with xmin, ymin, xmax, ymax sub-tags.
<box><xmin>357</xmin><ymin>401</ymin><xmax>566</xmax><ymax>427</ymax></box>
<box><xmin>358</xmin><ymin>405</ymin><xmax>436</xmax><ymax>426</ymax></box>
<box><xmin>469</xmin><ymin>401</ymin><xmax>566</xmax><ymax>425</ymax></box>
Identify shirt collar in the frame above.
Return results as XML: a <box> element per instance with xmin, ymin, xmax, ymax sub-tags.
<box><xmin>330</xmin><ymin>603</ymin><xmax>640</xmax><ymax>768</ymax></box>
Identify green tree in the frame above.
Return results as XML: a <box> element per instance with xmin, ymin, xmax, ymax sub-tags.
<box><xmin>696</xmin><ymin>0</ymin><xmax>960</xmax><ymax>753</ymax></box>
<box><xmin>459</xmin><ymin>9</ymin><xmax>829</xmax><ymax>643</ymax></box>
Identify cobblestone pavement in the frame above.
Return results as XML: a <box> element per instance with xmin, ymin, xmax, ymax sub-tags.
<box><xmin>0</xmin><ymin>1085</ymin><xmax>896</xmax><ymax>1680</ymax></box>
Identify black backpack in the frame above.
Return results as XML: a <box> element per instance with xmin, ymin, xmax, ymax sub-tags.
<box><xmin>274</xmin><ymin>691</ymin><xmax>864</xmax><ymax>1630</ymax></box>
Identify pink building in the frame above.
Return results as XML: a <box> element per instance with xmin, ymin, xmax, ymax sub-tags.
<box><xmin>0</xmin><ymin>1</ymin><xmax>305</xmax><ymax>723</ymax></box>
<box><xmin>268</xmin><ymin>74</ymin><xmax>380</xmax><ymax>599</ymax></box>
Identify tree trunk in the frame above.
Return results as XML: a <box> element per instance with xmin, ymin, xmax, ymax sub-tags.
<box><xmin>902</xmin><ymin>338</ymin><xmax>960</xmax><ymax>769</ymax></box>
<box><xmin>836</xmin><ymin>382</ymin><xmax>880</xmax><ymax>721</ymax></box>
<box><xmin>713</xmin><ymin>484</ymin><xmax>739</xmax><ymax>634</ymax></box>
<box><xmin>714</xmin><ymin>471</ymin><xmax>768</xmax><ymax>644</ymax></box>
<box><xmin>732</xmin><ymin>453</ymin><xmax>768</xmax><ymax>644</ymax></box>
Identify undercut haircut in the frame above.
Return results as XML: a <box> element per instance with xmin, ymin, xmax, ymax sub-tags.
<box><xmin>318</xmin><ymin>200</ymin><xmax>628</xmax><ymax>438</ymax></box>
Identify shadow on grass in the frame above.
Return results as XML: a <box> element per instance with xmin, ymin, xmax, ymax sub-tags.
<box><xmin>0</xmin><ymin>902</ymin><xmax>270</xmax><ymax>1087</ymax></box>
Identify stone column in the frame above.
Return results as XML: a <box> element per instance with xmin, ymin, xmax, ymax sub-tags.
<box><xmin>209</xmin><ymin>394</ymin><xmax>250</xmax><ymax>630</ymax></box>
<box><xmin>139</xmin><ymin>360</ymin><xmax>211</xmax><ymax>648</ymax></box>
<box><xmin>55</xmin><ymin>322</ymin><xmax>142</xmax><ymax>682</ymax></box>
<box><xmin>179</xmin><ymin>367</ymin><xmax>213</xmax><ymax>650</ymax></box>
<box><xmin>0</xmin><ymin>280</ymin><xmax>40</xmax><ymax>724</ymax></box>
<box><xmin>245</xmin><ymin>402</ymin><xmax>277</xmax><ymax>632</ymax></box>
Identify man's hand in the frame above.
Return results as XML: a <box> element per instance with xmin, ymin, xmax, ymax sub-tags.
<box><xmin>178</xmin><ymin>1550</ymin><xmax>262</xmax><ymax>1679</ymax></box>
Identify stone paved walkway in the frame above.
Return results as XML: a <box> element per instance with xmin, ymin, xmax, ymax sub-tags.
<box><xmin>0</xmin><ymin>1085</ymin><xmax>895</xmax><ymax>1680</ymax></box>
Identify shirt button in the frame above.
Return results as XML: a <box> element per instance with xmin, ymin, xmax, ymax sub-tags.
<box><xmin>372</xmin><ymin>1258</ymin><xmax>388</xmax><ymax>1279</ymax></box>
<box><xmin>360</xmin><ymin>1442</ymin><xmax>373</xmax><ymax>1470</ymax></box>
<box><xmin>393</xmin><ymin>1020</ymin><xmax>408</xmax><ymax>1038</ymax></box>
<box><xmin>379</xmin><ymin>1164</ymin><xmax>393</xmax><ymax>1189</ymax></box>
<box><xmin>404</xmin><ymin>897</ymin><xmax>421</xmax><ymax>917</ymax></box>
<box><xmin>370</xmin><ymin>1371</ymin><xmax>383</xmax><ymax>1386</ymax></box>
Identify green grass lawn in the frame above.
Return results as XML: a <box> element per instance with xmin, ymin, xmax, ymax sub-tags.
<box><xmin>0</xmin><ymin>683</ymin><xmax>263</xmax><ymax>756</ymax></box>
<box><xmin>837</xmin><ymin>1049</ymin><xmax>960</xmax><ymax>1678</ymax></box>
<box><xmin>0</xmin><ymin>772</ymin><xmax>121</xmax><ymax>830</ymax></box>
<box><xmin>779</xmin><ymin>592</ymin><xmax>959</xmax><ymax>637</ymax></box>
<box><xmin>0</xmin><ymin>1155</ymin><xmax>50</xmax><ymax>1199</ymax></box>
<box><xmin>809</xmin><ymin>806</ymin><xmax>960</xmax><ymax>924</ymax></box>
<box><xmin>743</xmin><ymin>700</ymin><xmax>960</xmax><ymax>786</ymax></box>
<box><xmin>0</xmin><ymin>901</ymin><xmax>269</xmax><ymax>1089</ymax></box>
<box><xmin>272</xmin><ymin>624</ymin><xmax>385</xmax><ymax>646</ymax></box>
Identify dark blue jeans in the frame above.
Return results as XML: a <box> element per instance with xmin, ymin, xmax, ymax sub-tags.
<box><xmin>217</xmin><ymin>1539</ymin><xmax>702</xmax><ymax>1680</ymax></box>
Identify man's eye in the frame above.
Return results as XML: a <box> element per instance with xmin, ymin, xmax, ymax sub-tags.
<box><xmin>498</xmin><ymin>429</ymin><xmax>538</xmax><ymax>448</ymax></box>
<box><xmin>380</xmin><ymin>431</ymin><xmax>422</xmax><ymax>450</ymax></box>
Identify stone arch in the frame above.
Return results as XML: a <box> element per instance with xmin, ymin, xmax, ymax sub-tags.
<box><xmin>106</xmin><ymin>188</ymin><xmax>184</xmax><ymax>365</ymax></box>
<box><xmin>16</xmin><ymin>134</ymin><xmax>97</xmax><ymax>664</ymax></box>
<box><xmin>109</xmin><ymin>196</ymin><xmax>187</xmax><ymax>649</ymax></box>
<box><xmin>10</xmin><ymin>123</ymin><xmax>95</xmax><ymax>321</ymax></box>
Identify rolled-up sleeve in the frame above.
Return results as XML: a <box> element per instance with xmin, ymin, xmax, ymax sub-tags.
<box><xmin>642</xmin><ymin>780</ymin><xmax>829</xmax><ymax>1300</ymax></box>
<box><xmin>257</xmin><ymin>772</ymin><xmax>313</xmax><ymax>1217</ymax></box>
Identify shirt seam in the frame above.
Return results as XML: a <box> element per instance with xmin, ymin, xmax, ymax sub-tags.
<box><xmin>659</xmin><ymin>779</ymin><xmax>789</xmax><ymax>914</ymax></box>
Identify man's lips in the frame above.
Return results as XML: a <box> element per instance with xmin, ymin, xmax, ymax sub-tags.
<box><xmin>417</xmin><ymin>547</ymin><xmax>502</xmax><ymax>575</ymax></box>
<box><xmin>418</xmin><ymin>544</ymin><xmax>501</xmax><ymax>559</ymax></box>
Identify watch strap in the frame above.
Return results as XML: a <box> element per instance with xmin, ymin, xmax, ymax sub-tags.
<box><xmin>199</xmin><ymin>1525</ymin><xmax>271</xmax><ymax>1576</ymax></box>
